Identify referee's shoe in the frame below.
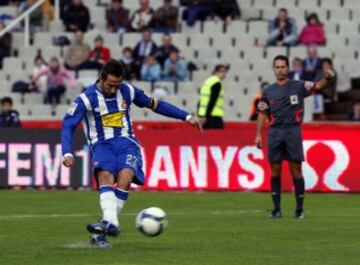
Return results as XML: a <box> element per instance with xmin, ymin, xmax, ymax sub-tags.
<box><xmin>269</xmin><ymin>209</ymin><xmax>282</xmax><ymax>219</ymax></box>
<box><xmin>294</xmin><ymin>210</ymin><xmax>304</xmax><ymax>219</ymax></box>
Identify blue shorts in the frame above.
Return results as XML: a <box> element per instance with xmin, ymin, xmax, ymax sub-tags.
<box><xmin>91</xmin><ymin>137</ymin><xmax>145</xmax><ymax>185</ymax></box>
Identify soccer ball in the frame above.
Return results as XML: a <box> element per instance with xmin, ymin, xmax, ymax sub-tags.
<box><xmin>135</xmin><ymin>207</ymin><xmax>168</xmax><ymax>237</ymax></box>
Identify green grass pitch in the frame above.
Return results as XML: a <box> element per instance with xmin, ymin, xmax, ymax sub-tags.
<box><xmin>0</xmin><ymin>190</ymin><xmax>359</xmax><ymax>265</ymax></box>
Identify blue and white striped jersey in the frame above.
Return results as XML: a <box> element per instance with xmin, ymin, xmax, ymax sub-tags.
<box><xmin>61</xmin><ymin>82</ymin><xmax>189</xmax><ymax>155</ymax></box>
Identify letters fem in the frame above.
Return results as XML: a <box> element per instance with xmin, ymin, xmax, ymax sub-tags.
<box><xmin>0</xmin><ymin>143</ymin><xmax>89</xmax><ymax>187</ymax></box>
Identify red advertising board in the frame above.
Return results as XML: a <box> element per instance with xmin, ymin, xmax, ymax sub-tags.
<box><xmin>1</xmin><ymin>123</ymin><xmax>360</xmax><ymax>192</ymax></box>
<box><xmin>134</xmin><ymin>123</ymin><xmax>360</xmax><ymax>192</ymax></box>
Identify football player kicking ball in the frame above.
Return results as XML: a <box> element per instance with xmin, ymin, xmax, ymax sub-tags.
<box><xmin>62</xmin><ymin>60</ymin><xmax>202</xmax><ymax>248</ymax></box>
<box><xmin>255</xmin><ymin>55</ymin><xmax>335</xmax><ymax>219</ymax></box>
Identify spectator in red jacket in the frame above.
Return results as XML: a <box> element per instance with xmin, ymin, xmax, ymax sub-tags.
<box><xmin>298</xmin><ymin>13</ymin><xmax>325</xmax><ymax>46</ymax></box>
<box><xmin>80</xmin><ymin>36</ymin><xmax>111</xmax><ymax>71</ymax></box>
<box><xmin>106</xmin><ymin>0</ymin><xmax>129</xmax><ymax>33</ymax></box>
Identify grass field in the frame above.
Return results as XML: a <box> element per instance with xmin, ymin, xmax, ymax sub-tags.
<box><xmin>0</xmin><ymin>190</ymin><xmax>359</xmax><ymax>265</ymax></box>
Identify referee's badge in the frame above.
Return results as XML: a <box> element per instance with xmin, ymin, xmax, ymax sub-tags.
<box><xmin>290</xmin><ymin>95</ymin><xmax>299</xmax><ymax>105</ymax></box>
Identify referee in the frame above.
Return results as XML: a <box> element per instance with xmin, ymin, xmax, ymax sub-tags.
<box><xmin>197</xmin><ymin>64</ymin><xmax>228</xmax><ymax>129</ymax></box>
<box><xmin>255</xmin><ymin>55</ymin><xmax>335</xmax><ymax>219</ymax></box>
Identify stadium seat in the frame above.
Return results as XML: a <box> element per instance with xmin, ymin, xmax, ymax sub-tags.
<box><xmin>320</xmin><ymin>0</ymin><xmax>342</xmax><ymax>7</ymax></box>
<box><xmin>329</xmin><ymin>8</ymin><xmax>350</xmax><ymax>21</ymax></box>
<box><xmin>121</xmin><ymin>33</ymin><xmax>141</xmax><ymax>48</ymax></box>
<box><xmin>253</xmin><ymin>0</ymin><xmax>275</xmax><ymax>8</ymax></box>
<box><xmin>11</xmin><ymin>33</ymin><xmax>25</xmax><ymax>55</ymax></box>
<box><xmin>343</xmin><ymin>0</ymin><xmax>357</xmax><ymax>8</ymax></box>
<box><xmin>240</xmin><ymin>7</ymin><xmax>261</xmax><ymax>21</ymax></box>
<box><xmin>203</xmin><ymin>21</ymin><xmax>225</xmax><ymax>36</ymax></box>
<box><xmin>275</xmin><ymin>0</ymin><xmax>296</xmax><ymax>8</ymax></box>
<box><xmin>28</xmin><ymin>105</ymin><xmax>55</xmax><ymax>120</ymax></box>
<box><xmin>225</xmin><ymin>20</ymin><xmax>247</xmax><ymax>35</ymax></box>
<box><xmin>33</xmin><ymin>32</ymin><xmax>53</xmax><ymax>46</ymax></box>
<box><xmin>338</xmin><ymin>22</ymin><xmax>360</xmax><ymax>35</ymax></box>
<box><xmin>248</xmin><ymin>21</ymin><xmax>268</xmax><ymax>36</ymax></box>
<box><xmin>23</xmin><ymin>94</ymin><xmax>44</xmax><ymax>105</ymax></box>
<box><xmin>49</xmin><ymin>20</ymin><xmax>64</xmax><ymax>32</ymax></box>
<box><xmin>261</xmin><ymin>8</ymin><xmax>278</xmax><ymax>21</ymax></box>
<box><xmin>298</xmin><ymin>0</ymin><xmax>319</xmax><ymax>8</ymax></box>
<box><xmin>180</xmin><ymin>21</ymin><xmax>202</xmax><ymax>35</ymax></box>
<box><xmin>2</xmin><ymin>58</ymin><xmax>24</xmax><ymax>72</ymax></box>
<box><xmin>324</xmin><ymin>22</ymin><xmax>339</xmax><ymax>35</ymax></box>
<box><xmin>337</xmin><ymin>71</ymin><xmax>351</xmax><ymax>92</ymax></box>
<box><xmin>317</xmin><ymin>47</ymin><xmax>334</xmax><ymax>59</ymax></box>
<box><xmin>265</xmin><ymin>47</ymin><xmax>287</xmax><ymax>59</ymax></box>
<box><xmin>289</xmin><ymin>46</ymin><xmax>307</xmax><ymax>61</ymax></box>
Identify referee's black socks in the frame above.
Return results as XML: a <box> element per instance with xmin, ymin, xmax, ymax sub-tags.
<box><xmin>293</xmin><ymin>178</ymin><xmax>305</xmax><ymax>212</ymax></box>
<box><xmin>271</xmin><ymin>176</ymin><xmax>281</xmax><ymax>211</ymax></box>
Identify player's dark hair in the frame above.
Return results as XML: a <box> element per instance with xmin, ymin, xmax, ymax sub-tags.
<box><xmin>273</xmin><ymin>55</ymin><xmax>289</xmax><ymax>67</ymax></box>
<box><xmin>1</xmin><ymin>97</ymin><xmax>13</xmax><ymax>105</ymax></box>
<box><xmin>100</xmin><ymin>59</ymin><xmax>124</xmax><ymax>80</ymax></box>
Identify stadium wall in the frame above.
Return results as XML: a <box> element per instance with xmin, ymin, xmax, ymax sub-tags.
<box><xmin>0</xmin><ymin>123</ymin><xmax>360</xmax><ymax>192</ymax></box>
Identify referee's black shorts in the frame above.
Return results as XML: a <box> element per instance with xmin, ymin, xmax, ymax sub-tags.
<box><xmin>267</xmin><ymin>125</ymin><xmax>304</xmax><ymax>164</ymax></box>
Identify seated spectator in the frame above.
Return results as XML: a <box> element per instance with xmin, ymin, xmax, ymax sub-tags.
<box><xmin>30</xmin><ymin>56</ymin><xmax>48</xmax><ymax>97</ymax></box>
<box><xmin>106</xmin><ymin>0</ymin><xmax>129</xmax><ymax>33</ymax></box>
<box><xmin>303</xmin><ymin>46</ymin><xmax>321</xmax><ymax>81</ymax></box>
<box><xmin>19</xmin><ymin>0</ymin><xmax>43</xmax><ymax>32</ymax></box>
<box><xmin>80</xmin><ymin>36</ymin><xmax>111</xmax><ymax>71</ymax></box>
<box><xmin>151</xmin><ymin>0</ymin><xmax>178</xmax><ymax>33</ymax></box>
<box><xmin>156</xmin><ymin>33</ymin><xmax>179</xmax><ymax>66</ymax></box>
<box><xmin>33</xmin><ymin>57</ymin><xmax>77</xmax><ymax>105</ymax></box>
<box><xmin>348</xmin><ymin>100</ymin><xmax>360</xmax><ymax>121</ymax></box>
<box><xmin>298</xmin><ymin>13</ymin><xmax>325</xmax><ymax>46</ymax></box>
<box><xmin>249</xmin><ymin>81</ymin><xmax>269</xmax><ymax>121</ymax></box>
<box><xmin>267</xmin><ymin>8</ymin><xmax>297</xmax><ymax>47</ymax></box>
<box><xmin>65</xmin><ymin>30</ymin><xmax>90</xmax><ymax>70</ymax></box>
<box><xmin>133</xmin><ymin>28</ymin><xmax>158</xmax><ymax>65</ymax></box>
<box><xmin>119</xmin><ymin>47</ymin><xmax>139</xmax><ymax>81</ymax></box>
<box><xmin>162</xmin><ymin>51</ymin><xmax>188</xmax><ymax>81</ymax></box>
<box><xmin>0</xmin><ymin>21</ymin><xmax>12</xmax><ymax>68</ymax></box>
<box><xmin>212</xmin><ymin>0</ymin><xmax>240</xmax><ymax>25</ymax></box>
<box><xmin>0</xmin><ymin>97</ymin><xmax>20</xmax><ymax>128</ymax></box>
<box><xmin>141</xmin><ymin>55</ymin><xmax>161</xmax><ymax>81</ymax></box>
<box><xmin>288</xmin><ymin>57</ymin><xmax>313</xmax><ymax>81</ymax></box>
<box><xmin>315</xmin><ymin>58</ymin><xmax>337</xmax><ymax>102</ymax></box>
<box><xmin>181</xmin><ymin>0</ymin><xmax>212</xmax><ymax>27</ymax></box>
<box><xmin>129</xmin><ymin>0</ymin><xmax>154</xmax><ymax>32</ymax></box>
<box><xmin>63</xmin><ymin>0</ymin><xmax>90</xmax><ymax>32</ymax></box>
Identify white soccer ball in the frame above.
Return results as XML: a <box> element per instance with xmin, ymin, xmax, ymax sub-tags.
<box><xmin>135</xmin><ymin>207</ymin><xmax>168</xmax><ymax>237</ymax></box>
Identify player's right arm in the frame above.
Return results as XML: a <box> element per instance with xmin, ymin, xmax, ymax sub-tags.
<box><xmin>255</xmin><ymin>93</ymin><xmax>270</xmax><ymax>149</ymax></box>
<box><xmin>61</xmin><ymin>97</ymin><xmax>87</xmax><ymax>167</ymax></box>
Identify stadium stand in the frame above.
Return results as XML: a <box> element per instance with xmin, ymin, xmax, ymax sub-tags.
<box><xmin>0</xmin><ymin>0</ymin><xmax>359</xmax><ymax>122</ymax></box>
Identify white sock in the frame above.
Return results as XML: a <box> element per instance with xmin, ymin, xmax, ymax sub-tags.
<box><xmin>114</xmin><ymin>188</ymin><xmax>129</xmax><ymax>216</ymax></box>
<box><xmin>99</xmin><ymin>185</ymin><xmax>119</xmax><ymax>227</ymax></box>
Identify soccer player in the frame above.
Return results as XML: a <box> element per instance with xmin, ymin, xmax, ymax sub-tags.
<box><xmin>255</xmin><ymin>55</ymin><xmax>335</xmax><ymax>219</ymax></box>
<box><xmin>61</xmin><ymin>60</ymin><xmax>202</xmax><ymax>247</ymax></box>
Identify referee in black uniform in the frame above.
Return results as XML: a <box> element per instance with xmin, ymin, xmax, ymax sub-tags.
<box><xmin>255</xmin><ymin>55</ymin><xmax>335</xmax><ymax>219</ymax></box>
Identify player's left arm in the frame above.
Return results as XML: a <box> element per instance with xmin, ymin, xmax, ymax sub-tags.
<box><xmin>132</xmin><ymin>86</ymin><xmax>203</xmax><ymax>131</ymax></box>
<box><xmin>309</xmin><ymin>69</ymin><xmax>336</xmax><ymax>92</ymax></box>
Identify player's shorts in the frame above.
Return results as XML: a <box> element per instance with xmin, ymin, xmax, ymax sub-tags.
<box><xmin>91</xmin><ymin>136</ymin><xmax>145</xmax><ymax>185</ymax></box>
<box><xmin>267</xmin><ymin>125</ymin><xmax>304</xmax><ymax>164</ymax></box>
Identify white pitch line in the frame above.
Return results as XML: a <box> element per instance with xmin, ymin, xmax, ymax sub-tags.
<box><xmin>0</xmin><ymin>210</ymin><xmax>263</xmax><ymax>220</ymax></box>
